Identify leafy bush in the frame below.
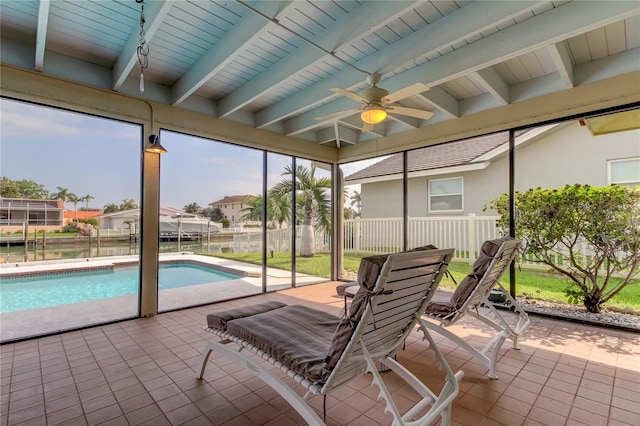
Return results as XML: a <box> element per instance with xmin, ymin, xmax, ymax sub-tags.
<box><xmin>62</xmin><ymin>222</ymin><xmax>82</xmax><ymax>233</ymax></box>
<box><xmin>487</xmin><ymin>184</ymin><xmax>640</xmax><ymax>313</ymax></box>
<box><xmin>79</xmin><ymin>218</ymin><xmax>98</xmax><ymax>227</ymax></box>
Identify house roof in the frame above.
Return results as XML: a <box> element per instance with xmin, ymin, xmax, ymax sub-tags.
<box><xmin>209</xmin><ymin>195</ymin><xmax>252</xmax><ymax>206</ymax></box>
<box><xmin>0</xmin><ymin>198</ymin><xmax>63</xmax><ymax>209</ymax></box>
<box><xmin>64</xmin><ymin>211</ymin><xmax>103</xmax><ymax>220</ymax></box>
<box><xmin>346</xmin><ymin>132</ymin><xmax>518</xmax><ymax>182</ymax></box>
<box><xmin>99</xmin><ymin>207</ymin><xmax>184</xmax><ymax>219</ymax></box>
<box><xmin>1</xmin><ymin>1</ymin><xmax>637</xmax><ymax>150</ymax></box>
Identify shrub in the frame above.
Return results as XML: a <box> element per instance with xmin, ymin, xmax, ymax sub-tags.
<box><xmin>487</xmin><ymin>184</ymin><xmax>640</xmax><ymax>313</ymax></box>
<box><xmin>62</xmin><ymin>222</ymin><xmax>81</xmax><ymax>233</ymax></box>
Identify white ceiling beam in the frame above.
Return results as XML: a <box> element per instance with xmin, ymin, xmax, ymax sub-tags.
<box><xmin>419</xmin><ymin>87</ymin><xmax>459</xmax><ymax>118</ymax></box>
<box><xmin>285</xmin><ymin>0</ymin><xmax>640</xmax><ymax>135</ymax></box>
<box><xmin>35</xmin><ymin>0</ymin><xmax>50</xmax><ymax>71</ymax></box>
<box><xmin>574</xmin><ymin>46</ymin><xmax>640</xmax><ymax>85</ymax></box>
<box><xmin>548</xmin><ymin>41</ymin><xmax>574</xmax><ymax>88</ymax></box>
<box><xmin>170</xmin><ymin>1</ymin><xmax>296</xmax><ymax>106</ymax></box>
<box><xmin>394</xmin><ymin>1</ymin><xmax>639</xmax><ymax>88</ymax></box>
<box><xmin>112</xmin><ymin>0</ymin><xmax>174</xmax><ymax>91</ymax></box>
<box><xmin>469</xmin><ymin>68</ymin><xmax>510</xmax><ymax>105</ymax></box>
<box><xmin>387</xmin><ymin>114</ymin><xmax>420</xmax><ymax>129</ymax></box>
<box><xmin>217</xmin><ymin>1</ymin><xmax>421</xmax><ymax>117</ymax></box>
<box><xmin>257</xmin><ymin>0</ymin><xmax>546</xmax><ymax>128</ymax></box>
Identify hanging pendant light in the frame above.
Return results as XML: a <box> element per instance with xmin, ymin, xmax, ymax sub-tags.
<box><xmin>146</xmin><ymin>135</ymin><xmax>168</xmax><ymax>154</ymax></box>
<box><xmin>136</xmin><ymin>0</ymin><xmax>149</xmax><ymax>93</ymax></box>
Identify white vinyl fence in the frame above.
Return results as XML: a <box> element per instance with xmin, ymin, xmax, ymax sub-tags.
<box><xmin>232</xmin><ymin>216</ymin><xmax>502</xmax><ymax>263</ymax></box>
<box><xmin>344</xmin><ymin>216</ymin><xmax>502</xmax><ymax>263</ymax></box>
<box><xmin>231</xmin><ymin>216</ymin><xmax>602</xmax><ymax>268</ymax></box>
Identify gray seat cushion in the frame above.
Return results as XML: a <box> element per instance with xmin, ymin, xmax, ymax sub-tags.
<box><xmin>206</xmin><ymin>301</ymin><xmax>288</xmax><ymax>330</ymax></box>
<box><xmin>226</xmin><ymin>305</ymin><xmax>340</xmax><ymax>383</ymax></box>
<box><xmin>425</xmin><ymin>236</ymin><xmax>513</xmax><ymax>316</ymax></box>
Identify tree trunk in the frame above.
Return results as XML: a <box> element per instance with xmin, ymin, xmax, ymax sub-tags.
<box><xmin>299</xmin><ymin>224</ymin><xmax>315</xmax><ymax>257</ymax></box>
<box><xmin>584</xmin><ymin>295</ymin><xmax>602</xmax><ymax>314</ymax></box>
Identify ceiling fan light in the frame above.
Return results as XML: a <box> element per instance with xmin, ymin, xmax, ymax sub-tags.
<box><xmin>361</xmin><ymin>108</ymin><xmax>387</xmax><ymax>124</ymax></box>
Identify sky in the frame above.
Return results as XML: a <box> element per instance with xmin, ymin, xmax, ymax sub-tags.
<box><xmin>0</xmin><ymin>98</ymin><xmax>379</xmax><ymax>211</ymax></box>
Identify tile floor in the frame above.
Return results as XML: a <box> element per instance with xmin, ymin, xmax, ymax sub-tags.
<box><xmin>1</xmin><ymin>281</ymin><xmax>639</xmax><ymax>426</ymax></box>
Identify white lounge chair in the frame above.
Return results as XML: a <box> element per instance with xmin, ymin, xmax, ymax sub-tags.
<box><xmin>421</xmin><ymin>237</ymin><xmax>529</xmax><ymax>380</ymax></box>
<box><xmin>197</xmin><ymin>247</ymin><xmax>463</xmax><ymax>426</ymax></box>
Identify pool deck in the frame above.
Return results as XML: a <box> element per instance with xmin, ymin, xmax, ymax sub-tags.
<box><xmin>0</xmin><ymin>254</ymin><xmax>328</xmax><ymax>343</ymax></box>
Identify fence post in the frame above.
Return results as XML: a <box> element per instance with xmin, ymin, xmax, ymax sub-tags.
<box><xmin>468</xmin><ymin>214</ymin><xmax>476</xmax><ymax>265</ymax></box>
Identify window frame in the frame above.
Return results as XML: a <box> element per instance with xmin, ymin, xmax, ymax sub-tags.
<box><xmin>608</xmin><ymin>157</ymin><xmax>640</xmax><ymax>186</ymax></box>
<box><xmin>427</xmin><ymin>177</ymin><xmax>464</xmax><ymax>213</ymax></box>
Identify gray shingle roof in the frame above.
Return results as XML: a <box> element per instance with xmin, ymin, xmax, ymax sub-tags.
<box><xmin>345</xmin><ymin>132</ymin><xmax>519</xmax><ymax>181</ymax></box>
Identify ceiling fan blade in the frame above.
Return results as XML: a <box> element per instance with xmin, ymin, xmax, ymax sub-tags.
<box><xmin>387</xmin><ymin>106</ymin><xmax>434</xmax><ymax>121</ymax></box>
<box><xmin>381</xmin><ymin>83</ymin><xmax>429</xmax><ymax>104</ymax></box>
<box><xmin>331</xmin><ymin>87</ymin><xmax>367</xmax><ymax>103</ymax></box>
<box><xmin>315</xmin><ymin>108</ymin><xmax>360</xmax><ymax>121</ymax></box>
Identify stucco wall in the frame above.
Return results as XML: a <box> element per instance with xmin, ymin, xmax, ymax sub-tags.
<box><xmin>361</xmin><ymin>121</ymin><xmax>639</xmax><ymax>218</ymax></box>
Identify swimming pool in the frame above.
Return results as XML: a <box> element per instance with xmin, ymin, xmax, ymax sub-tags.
<box><xmin>0</xmin><ymin>262</ymin><xmax>242</xmax><ymax>313</ymax></box>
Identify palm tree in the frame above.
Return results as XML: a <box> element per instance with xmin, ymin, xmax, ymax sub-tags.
<box><xmin>270</xmin><ymin>164</ymin><xmax>331</xmax><ymax>257</ymax></box>
<box><xmin>240</xmin><ymin>193</ymin><xmax>291</xmax><ymax>229</ymax></box>
<box><xmin>349</xmin><ymin>190</ymin><xmax>361</xmax><ymax>215</ymax></box>
<box><xmin>268</xmin><ymin>190</ymin><xmax>291</xmax><ymax>229</ymax></box>
<box><xmin>119</xmin><ymin>198</ymin><xmax>137</xmax><ymax>210</ymax></box>
<box><xmin>184</xmin><ymin>202</ymin><xmax>201</xmax><ymax>214</ymax></box>
<box><xmin>103</xmin><ymin>203</ymin><xmax>119</xmax><ymax>213</ymax></box>
<box><xmin>68</xmin><ymin>194</ymin><xmax>81</xmax><ymax>221</ymax></box>
<box><xmin>82</xmin><ymin>194</ymin><xmax>94</xmax><ymax>210</ymax></box>
<box><xmin>240</xmin><ymin>195</ymin><xmax>264</xmax><ymax>222</ymax></box>
<box><xmin>51</xmin><ymin>186</ymin><xmax>71</xmax><ymax>202</ymax></box>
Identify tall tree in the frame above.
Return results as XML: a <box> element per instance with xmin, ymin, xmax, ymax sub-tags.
<box><xmin>103</xmin><ymin>203</ymin><xmax>119</xmax><ymax>213</ymax></box>
<box><xmin>349</xmin><ymin>189</ymin><xmax>362</xmax><ymax>217</ymax></box>
<box><xmin>82</xmin><ymin>194</ymin><xmax>94</xmax><ymax>210</ymax></box>
<box><xmin>119</xmin><ymin>199</ymin><xmax>137</xmax><ymax>210</ymax></box>
<box><xmin>68</xmin><ymin>194</ymin><xmax>81</xmax><ymax>221</ymax></box>
<box><xmin>184</xmin><ymin>202</ymin><xmax>201</xmax><ymax>214</ymax></box>
<box><xmin>270</xmin><ymin>164</ymin><xmax>331</xmax><ymax>257</ymax></box>
<box><xmin>240</xmin><ymin>195</ymin><xmax>264</xmax><ymax>222</ymax></box>
<box><xmin>0</xmin><ymin>177</ymin><xmax>49</xmax><ymax>199</ymax></box>
<box><xmin>52</xmin><ymin>186</ymin><xmax>75</xmax><ymax>203</ymax></box>
<box><xmin>268</xmin><ymin>190</ymin><xmax>291</xmax><ymax>229</ymax></box>
<box><xmin>240</xmin><ymin>193</ymin><xmax>291</xmax><ymax>228</ymax></box>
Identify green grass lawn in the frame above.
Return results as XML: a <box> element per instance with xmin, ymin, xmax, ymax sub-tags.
<box><xmin>209</xmin><ymin>252</ymin><xmax>640</xmax><ymax>311</ymax></box>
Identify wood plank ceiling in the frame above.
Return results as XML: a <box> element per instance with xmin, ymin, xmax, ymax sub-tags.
<box><xmin>1</xmin><ymin>0</ymin><xmax>639</xmax><ymax>149</ymax></box>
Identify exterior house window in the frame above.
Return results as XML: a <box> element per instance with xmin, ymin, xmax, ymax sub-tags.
<box><xmin>608</xmin><ymin>157</ymin><xmax>640</xmax><ymax>187</ymax></box>
<box><xmin>428</xmin><ymin>177</ymin><xmax>463</xmax><ymax>212</ymax></box>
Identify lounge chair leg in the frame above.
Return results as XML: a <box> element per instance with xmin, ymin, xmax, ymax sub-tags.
<box><xmin>196</xmin><ymin>343</ymin><xmax>214</xmax><ymax>379</ymax></box>
<box><xmin>511</xmin><ymin>335</ymin><xmax>521</xmax><ymax>350</ymax></box>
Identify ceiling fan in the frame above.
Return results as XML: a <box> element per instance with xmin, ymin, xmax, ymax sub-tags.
<box><xmin>315</xmin><ymin>73</ymin><xmax>434</xmax><ymax>132</ymax></box>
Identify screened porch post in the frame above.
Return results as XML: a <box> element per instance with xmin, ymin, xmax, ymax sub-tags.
<box><xmin>139</xmin><ymin>129</ymin><xmax>161</xmax><ymax>317</ymax></box>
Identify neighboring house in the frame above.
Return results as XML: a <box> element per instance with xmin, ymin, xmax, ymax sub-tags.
<box><xmin>346</xmin><ymin>121</ymin><xmax>640</xmax><ymax>218</ymax></box>
<box><xmin>0</xmin><ymin>198</ymin><xmax>64</xmax><ymax>232</ymax></box>
<box><xmin>208</xmin><ymin>195</ymin><xmax>252</xmax><ymax>225</ymax></box>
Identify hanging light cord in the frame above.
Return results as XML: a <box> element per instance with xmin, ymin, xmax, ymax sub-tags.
<box><xmin>235</xmin><ymin>0</ymin><xmax>370</xmax><ymax>77</ymax></box>
<box><xmin>136</xmin><ymin>0</ymin><xmax>150</xmax><ymax>92</ymax></box>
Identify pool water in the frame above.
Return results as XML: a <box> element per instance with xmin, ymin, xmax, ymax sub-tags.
<box><xmin>0</xmin><ymin>263</ymin><xmax>241</xmax><ymax>313</ymax></box>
